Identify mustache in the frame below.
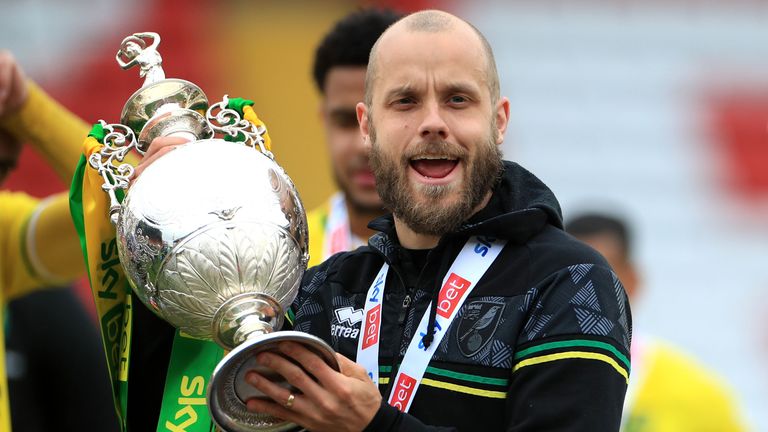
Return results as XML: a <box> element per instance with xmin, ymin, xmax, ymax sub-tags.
<box><xmin>402</xmin><ymin>140</ymin><xmax>467</xmax><ymax>161</ymax></box>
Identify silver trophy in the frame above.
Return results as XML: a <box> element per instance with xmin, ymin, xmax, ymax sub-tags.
<box><xmin>90</xmin><ymin>32</ymin><xmax>338</xmax><ymax>431</ymax></box>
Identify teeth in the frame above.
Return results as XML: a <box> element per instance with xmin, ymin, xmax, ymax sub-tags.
<box><xmin>412</xmin><ymin>156</ymin><xmax>456</xmax><ymax>161</ymax></box>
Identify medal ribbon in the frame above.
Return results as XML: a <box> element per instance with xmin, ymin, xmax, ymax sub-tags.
<box><xmin>356</xmin><ymin>236</ymin><xmax>506</xmax><ymax>412</ymax></box>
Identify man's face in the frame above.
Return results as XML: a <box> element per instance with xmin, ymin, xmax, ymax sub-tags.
<box><xmin>321</xmin><ymin>66</ymin><xmax>382</xmax><ymax>213</ymax></box>
<box><xmin>0</xmin><ymin>129</ymin><xmax>21</xmax><ymax>186</ymax></box>
<box><xmin>359</xmin><ymin>27</ymin><xmax>509</xmax><ymax>235</ymax></box>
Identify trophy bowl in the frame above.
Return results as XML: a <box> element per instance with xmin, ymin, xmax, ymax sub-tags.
<box><xmin>89</xmin><ymin>32</ymin><xmax>339</xmax><ymax>431</ymax></box>
<box><xmin>118</xmin><ymin>139</ymin><xmax>332</xmax><ymax>430</ymax></box>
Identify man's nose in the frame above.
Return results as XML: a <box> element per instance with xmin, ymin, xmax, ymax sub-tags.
<box><xmin>418</xmin><ymin>102</ymin><xmax>448</xmax><ymax>140</ymax></box>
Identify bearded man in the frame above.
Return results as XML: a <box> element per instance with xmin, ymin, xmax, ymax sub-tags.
<box><xmin>140</xmin><ymin>9</ymin><xmax>632</xmax><ymax>432</ymax></box>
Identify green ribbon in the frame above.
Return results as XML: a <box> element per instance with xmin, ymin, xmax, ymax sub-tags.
<box><xmin>223</xmin><ymin>97</ymin><xmax>255</xmax><ymax>142</ymax></box>
<box><xmin>157</xmin><ymin>331</ymin><xmax>224</xmax><ymax>432</ymax></box>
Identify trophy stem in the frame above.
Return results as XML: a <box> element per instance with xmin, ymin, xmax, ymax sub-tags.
<box><xmin>232</xmin><ymin>316</ymin><xmax>271</xmax><ymax>346</ymax></box>
<box><xmin>211</xmin><ymin>293</ymin><xmax>283</xmax><ymax>350</ymax></box>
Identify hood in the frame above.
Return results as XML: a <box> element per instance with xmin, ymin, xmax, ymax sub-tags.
<box><xmin>368</xmin><ymin>160</ymin><xmax>563</xmax><ymax>247</ymax></box>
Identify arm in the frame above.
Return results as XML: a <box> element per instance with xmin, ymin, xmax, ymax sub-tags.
<box><xmin>0</xmin><ymin>52</ymin><xmax>91</xmax><ymax>296</ymax></box>
<box><xmin>243</xmin><ymin>342</ymin><xmax>456</xmax><ymax>432</ymax></box>
<box><xmin>0</xmin><ymin>82</ymin><xmax>90</xmax><ymax>182</ymax></box>
<box><xmin>506</xmin><ymin>264</ymin><xmax>631</xmax><ymax>431</ymax></box>
<box><xmin>1</xmin><ymin>191</ymin><xmax>83</xmax><ymax>299</ymax></box>
<box><xmin>0</xmin><ymin>52</ymin><xmax>90</xmax><ymax>183</ymax></box>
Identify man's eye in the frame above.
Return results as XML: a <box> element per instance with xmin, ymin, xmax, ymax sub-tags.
<box><xmin>448</xmin><ymin>95</ymin><xmax>468</xmax><ymax>105</ymax></box>
<box><xmin>393</xmin><ymin>97</ymin><xmax>415</xmax><ymax>106</ymax></box>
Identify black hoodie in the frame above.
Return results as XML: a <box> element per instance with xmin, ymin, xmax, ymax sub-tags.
<box><xmin>291</xmin><ymin>161</ymin><xmax>632</xmax><ymax>431</ymax></box>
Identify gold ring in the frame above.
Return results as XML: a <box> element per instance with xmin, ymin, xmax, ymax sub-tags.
<box><xmin>284</xmin><ymin>393</ymin><xmax>295</xmax><ymax>408</ymax></box>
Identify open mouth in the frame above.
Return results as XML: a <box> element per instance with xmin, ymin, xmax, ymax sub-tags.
<box><xmin>410</xmin><ymin>156</ymin><xmax>459</xmax><ymax>179</ymax></box>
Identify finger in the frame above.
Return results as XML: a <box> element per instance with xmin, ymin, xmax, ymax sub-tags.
<box><xmin>243</xmin><ymin>372</ymin><xmax>311</xmax><ymax>425</ymax></box>
<box><xmin>142</xmin><ymin>135</ymin><xmax>190</xmax><ymax>160</ymax></box>
<box><xmin>132</xmin><ymin>143</ymin><xmax>180</xmax><ymax>180</ymax></box>
<box><xmin>335</xmin><ymin>352</ymin><xmax>371</xmax><ymax>381</ymax></box>
<box><xmin>255</xmin><ymin>351</ymin><xmax>328</xmax><ymax>403</ymax></box>
<box><xmin>279</xmin><ymin>342</ymin><xmax>346</xmax><ymax>391</ymax></box>
<box><xmin>0</xmin><ymin>51</ymin><xmax>12</xmax><ymax>116</ymax></box>
<box><xmin>7</xmin><ymin>55</ymin><xmax>26</xmax><ymax>111</ymax></box>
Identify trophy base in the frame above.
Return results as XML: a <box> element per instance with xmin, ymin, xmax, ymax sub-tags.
<box><xmin>208</xmin><ymin>331</ymin><xmax>339</xmax><ymax>432</ymax></box>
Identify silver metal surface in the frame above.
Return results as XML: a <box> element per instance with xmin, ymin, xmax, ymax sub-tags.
<box><xmin>117</xmin><ymin>140</ymin><xmax>309</xmax><ymax>344</ymax></box>
<box><xmin>91</xmin><ymin>32</ymin><xmax>334</xmax><ymax>431</ymax></box>
<box><xmin>208</xmin><ymin>331</ymin><xmax>339</xmax><ymax>432</ymax></box>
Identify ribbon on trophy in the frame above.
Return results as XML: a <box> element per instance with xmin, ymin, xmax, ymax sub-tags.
<box><xmin>70</xmin><ymin>97</ymin><xmax>269</xmax><ymax>432</ymax></box>
<box><xmin>70</xmin><ymin>123</ymin><xmax>133</xmax><ymax>429</ymax></box>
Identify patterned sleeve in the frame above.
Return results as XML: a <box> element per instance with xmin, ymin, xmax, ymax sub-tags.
<box><xmin>507</xmin><ymin>264</ymin><xmax>632</xmax><ymax>431</ymax></box>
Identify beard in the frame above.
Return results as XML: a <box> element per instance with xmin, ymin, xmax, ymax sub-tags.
<box><xmin>369</xmin><ymin>122</ymin><xmax>503</xmax><ymax>236</ymax></box>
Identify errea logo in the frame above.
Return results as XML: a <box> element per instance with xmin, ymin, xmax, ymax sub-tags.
<box><xmin>332</xmin><ymin>306</ymin><xmax>363</xmax><ymax>339</ymax></box>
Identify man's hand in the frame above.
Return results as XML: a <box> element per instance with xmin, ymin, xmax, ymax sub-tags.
<box><xmin>0</xmin><ymin>50</ymin><xmax>28</xmax><ymax>118</ymax></box>
<box><xmin>245</xmin><ymin>342</ymin><xmax>381</xmax><ymax>432</ymax></box>
<box><xmin>132</xmin><ymin>136</ymin><xmax>190</xmax><ymax>181</ymax></box>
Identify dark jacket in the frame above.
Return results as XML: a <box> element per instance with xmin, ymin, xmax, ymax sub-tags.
<box><xmin>290</xmin><ymin>161</ymin><xmax>632</xmax><ymax>431</ymax></box>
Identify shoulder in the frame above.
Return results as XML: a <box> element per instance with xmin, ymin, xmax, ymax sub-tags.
<box><xmin>510</xmin><ymin>226</ymin><xmax>632</xmax><ymax>352</ymax></box>
<box><xmin>527</xmin><ymin>224</ymin><xmax>610</xmax><ymax>273</ymax></box>
<box><xmin>631</xmin><ymin>338</ymin><xmax>747</xmax><ymax>429</ymax></box>
<box><xmin>303</xmin><ymin>245</ymin><xmax>384</xmax><ymax>294</ymax></box>
<box><xmin>646</xmin><ymin>339</ymin><xmax>736</xmax><ymax>393</ymax></box>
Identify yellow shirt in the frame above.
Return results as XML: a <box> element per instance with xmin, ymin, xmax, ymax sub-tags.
<box><xmin>306</xmin><ymin>199</ymin><xmax>331</xmax><ymax>268</ymax></box>
<box><xmin>0</xmin><ymin>81</ymin><xmax>90</xmax><ymax>431</ymax></box>
<box><xmin>623</xmin><ymin>338</ymin><xmax>747</xmax><ymax>432</ymax></box>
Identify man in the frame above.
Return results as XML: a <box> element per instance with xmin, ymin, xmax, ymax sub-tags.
<box><xmin>209</xmin><ymin>10</ymin><xmax>631</xmax><ymax>431</ymax></box>
<box><xmin>0</xmin><ymin>50</ymin><xmax>117</xmax><ymax>431</ymax></box>
<box><xmin>307</xmin><ymin>8</ymin><xmax>400</xmax><ymax>266</ymax></box>
<box><xmin>567</xmin><ymin>212</ymin><xmax>746</xmax><ymax>432</ymax></box>
<box><xmin>137</xmin><ymin>9</ymin><xmax>631</xmax><ymax>431</ymax></box>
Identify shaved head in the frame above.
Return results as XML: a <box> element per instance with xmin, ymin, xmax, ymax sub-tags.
<box><xmin>365</xmin><ymin>10</ymin><xmax>500</xmax><ymax>107</ymax></box>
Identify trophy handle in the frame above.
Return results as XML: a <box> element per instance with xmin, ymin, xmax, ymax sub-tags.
<box><xmin>88</xmin><ymin>121</ymin><xmax>143</xmax><ymax>225</ymax></box>
<box><xmin>206</xmin><ymin>95</ymin><xmax>274</xmax><ymax>159</ymax></box>
<box><xmin>207</xmin><ymin>331</ymin><xmax>339</xmax><ymax>432</ymax></box>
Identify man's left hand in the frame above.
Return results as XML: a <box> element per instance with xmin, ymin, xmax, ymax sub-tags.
<box><xmin>245</xmin><ymin>342</ymin><xmax>381</xmax><ymax>432</ymax></box>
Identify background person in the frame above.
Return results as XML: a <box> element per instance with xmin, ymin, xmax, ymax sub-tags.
<box><xmin>0</xmin><ymin>50</ymin><xmax>118</xmax><ymax>431</ymax></box>
<box><xmin>567</xmin><ymin>211</ymin><xmax>747</xmax><ymax>432</ymax></box>
<box><xmin>307</xmin><ymin>8</ymin><xmax>401</xmax><ymax>266</ymax></box>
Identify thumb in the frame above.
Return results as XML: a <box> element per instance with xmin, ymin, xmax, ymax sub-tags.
<box><xmin>335</xmin><ymin>353</ymin><xmax>368</xmax><ymax>379</ymax></box>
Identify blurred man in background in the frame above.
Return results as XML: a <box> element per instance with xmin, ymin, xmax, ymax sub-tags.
<box><xmin>0</xmin><ymin>50</ymin><xmax>117</xmax><ymax>431</ymax></box>
<box><xmin>307</xmin><ymin>8</ymin><xmax>401</xmax><ymax>266</ymax></box>
<box><xmin>567</xmin><ymin>212</ymin><xmax>747</xmax><ymax>432</ymax></box>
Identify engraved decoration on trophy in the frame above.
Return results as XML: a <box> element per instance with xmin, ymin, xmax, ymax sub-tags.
<box><xmin>88</xmin><ymin>32</ymin><xmax>339</xmax><ymax>432</ymax></box>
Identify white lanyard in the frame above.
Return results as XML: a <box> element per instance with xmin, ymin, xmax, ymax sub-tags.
<box><xmin>356</xmin><ymin>235</ymin><xmax>506</xmax><ymax>412</ymax></box>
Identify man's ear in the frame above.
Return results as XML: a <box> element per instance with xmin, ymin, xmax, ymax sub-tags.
<box><xmin>356</xmin><ymin>102</ymin><xmax>370</xmax><ymax>147</ymax></box>
<box><xmin>495</xmin><ymin>97</ymin><xmax>510</xmax><ymax>145</ymax></box>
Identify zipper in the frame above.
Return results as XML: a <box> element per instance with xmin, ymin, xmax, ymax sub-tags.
<box><xmin>398</xmin><ymin>295</ymin><xmax>412</xmax><ymax>325</ymax></box>
<box><xmin>383</xmin><ymin>266</ymin><xmax>412</xmax><ymax>397</ymax></box>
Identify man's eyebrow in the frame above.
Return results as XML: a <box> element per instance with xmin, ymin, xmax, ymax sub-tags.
<box><xmin>383</xmin><ymin>84</ymin><xmax>416</xmax><ymax>100</ymax></box>
<box><xmin>442</xmin><ymin>81</ymin><xmax>481</xmax><ymax>96</ymax></box>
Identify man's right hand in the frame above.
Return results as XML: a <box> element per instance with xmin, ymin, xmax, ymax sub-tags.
<box><xmin>0</xmin><ymin>50</ymin><xmax>29</xmax><ymax>118</ymax></box>
<box><xmin>132</xmin><ymin>136</ymin><xmax>191</xmax><ymax>181</ymax></box>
